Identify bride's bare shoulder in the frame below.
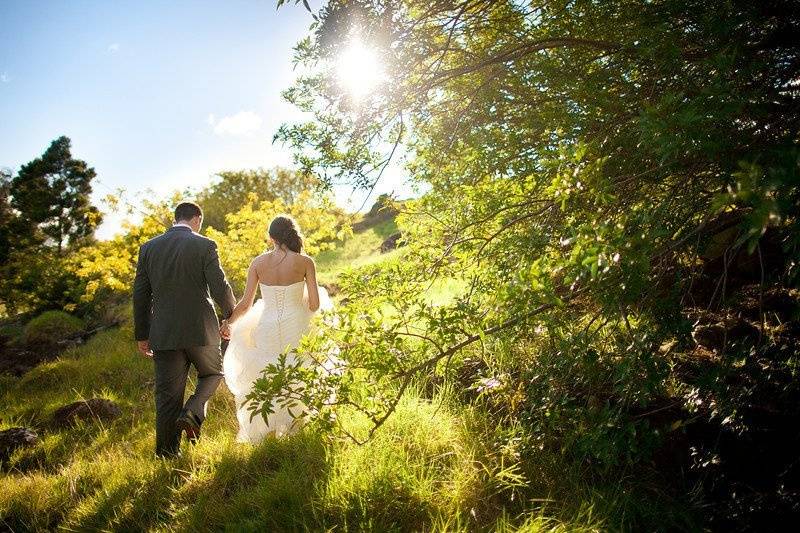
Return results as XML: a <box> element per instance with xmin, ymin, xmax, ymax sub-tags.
<box><xmin>250</xmin><ymin>252</ymin><xmax>271</xmax><ymax>267</ymax></box>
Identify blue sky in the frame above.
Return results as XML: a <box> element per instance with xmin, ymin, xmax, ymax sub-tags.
<box><xmin>0</xmin><ymin>0</ymin><xmax>406</xmax><ymax>238</ymax></box>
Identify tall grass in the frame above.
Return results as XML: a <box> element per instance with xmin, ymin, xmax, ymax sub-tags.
<box><xmin>0</xmin><ymin>325</ymin><xmax>604</xmax><ymax>531</ymax></box>
<box><xmin>0</xmin><ymin>217</ymin><xmax>690</xmax><ymax>531</ymax></box>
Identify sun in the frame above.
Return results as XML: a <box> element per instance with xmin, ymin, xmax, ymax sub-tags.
<box><xmin>335</xmin><ymin>37</ymin><xmax>385</xmax><ymax>100</ymax></box>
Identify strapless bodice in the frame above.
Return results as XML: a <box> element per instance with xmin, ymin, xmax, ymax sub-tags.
<box><xmin>258</xmin><ymin>281</ymin><xmax>306</xmax><ymax>316</ymax></box>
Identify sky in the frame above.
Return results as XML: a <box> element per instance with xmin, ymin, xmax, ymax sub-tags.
<box><xmin>0</xmin><ymin>0</ymin><xmax>408</xmax><ymax>239</ymax></box>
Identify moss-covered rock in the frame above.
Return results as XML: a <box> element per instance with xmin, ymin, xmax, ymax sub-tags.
<box><xmin>22</xmin><ymin>311</ymin><xmax>84</xmax><ymax>346</ymax></box>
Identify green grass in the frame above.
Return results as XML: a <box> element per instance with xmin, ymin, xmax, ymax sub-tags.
<box><xmin>0</xmin><ymin>215</ymin><xmax>692</xmax><ymax>533</ymax></box>
<box><xmin>315</xmin><ymin>218</ymin><xmax>402</xmax><ymax>284</ymax></box>
<box><xmin>314</xmin><ymin>217</ymin><xmax>465</xmax><ymax>309</ymax></box>
<box><xmin>0</xmin><ymin>214</ymin><xmax>688</xmax><ymax>531</ymax></box>
<box><xmin>22</xmin><ymin>310</ymin><xmax>85</xmax><ymax>345</ymax></box>
<box><xmin>0</xmin><ymin>325</ymin><xmax>606</xmax><ymax>531</ymax></box>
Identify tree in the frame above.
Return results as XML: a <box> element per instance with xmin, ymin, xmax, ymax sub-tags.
<box><xmin>263</xmin><ymin>0</ymin><xmax>800</xmax><ymax>456</ymax></box>
<box><xmin>0</xmin><ymin>137</ymin><xmax>103</xmax><ymax>314</ymax></box>
<box><xmin>256</xmin><ymin>1</ymin><xmax>800</xmax><ymax>526</ymax></box>
<box><xmin>197</xmin><ymin>167</ymin><xmax>319</xmax><ymax>232</ymax></box>
<box><xmin>65</xmin><ymin>193</ymin><xmax>175</xmax><ymax>306</ymax></box>
<box><xmin>10</xmin><ymin>136</ymin><xmax>102</xmax><ymax>252</ymax></box>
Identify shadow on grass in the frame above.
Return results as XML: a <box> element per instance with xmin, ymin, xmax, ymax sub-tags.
<box><xmin>38</xmin><ymin>431</ymin><xmax>331</xmax><ymax>531</ymax></box>
<box><xmin>61</xmin><ymin>460</ymin><xmax>186</xmax><ymax>531</ymax></box>
<box><xmin>172</xmin><ymin>431</ymin><xmax>329</xmax><ymax>531</ymax></box>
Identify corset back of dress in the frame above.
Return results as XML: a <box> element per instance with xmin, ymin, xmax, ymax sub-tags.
<box><xmin>253</xmin><ymin>281</ymin><xmax>311</xmax><ymax>353</ymax></box>
<box><xmin>259</xmin><ymin>281</ymin><xmax>305</xmax><ymax>313</ymax></box>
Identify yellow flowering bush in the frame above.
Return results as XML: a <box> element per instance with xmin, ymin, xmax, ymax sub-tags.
<box><xmin>206</xmin><ymin>190</ymin><xmax>350</xmax><ymax>292</ymax></box>
<box><xmin>66</xmin><ymin>189</ymin><xmax>348</xmax><ymax>304</ymax></box>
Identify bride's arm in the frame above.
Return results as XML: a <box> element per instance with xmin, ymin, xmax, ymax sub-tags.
<box><xmin>305</xmin><ymin>256</ymin><xmax>320</xmax><ymax>312</ymax></box>
<box><xmin>227</xmin><ymin>261</ymin><xmax>259</xmax><ymax>325</ymax></box>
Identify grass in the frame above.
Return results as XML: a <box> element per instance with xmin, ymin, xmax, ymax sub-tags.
<box><xmin>315</xmin><ymin>217</ymin><xmax>465</xmax><ymax>310</ymax></box>
<box><xmin>0</xmin><ymin>215</ymin><xmax>691</xmax><ymax>531</ymax></box>
<box><xmin>0</xmin><ymin>325</ymin><xmax>604</xmax><ymax>531</ymax></box>
<box><xmin>315</xmin><ymin>218</ymin><xmax>402</xmax><ymax>284</ymax></box>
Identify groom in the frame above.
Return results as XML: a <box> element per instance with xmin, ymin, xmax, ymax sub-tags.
<box><xmin>133</xmin><ymin>201</ymin><xmax>236</xmax><ymax>458</ymax></box>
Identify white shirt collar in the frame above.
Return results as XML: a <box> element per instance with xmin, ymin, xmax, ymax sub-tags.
<box><xmin>173</xmin><ymin>222</ymin><xmax>193</xmax><ymax>230</ymax></box>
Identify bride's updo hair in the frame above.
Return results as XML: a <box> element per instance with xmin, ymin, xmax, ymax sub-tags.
<box><xmin>268</xmin><ymin>215</ymin><xmax>303</xmax><ymax>253</ymax></box>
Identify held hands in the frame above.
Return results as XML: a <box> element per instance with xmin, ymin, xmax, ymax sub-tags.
<box><xmin>220</xmin><ymin>319</ymin><xmax>231</xmax><ymax>341</ymax></box>
<box><xmin>137</xmin><ymin>340</ymin><xmax>153</xmax><ymax>358</ymax></box>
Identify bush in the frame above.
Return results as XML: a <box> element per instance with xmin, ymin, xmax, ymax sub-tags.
<box><xmin>23</xmin><ymin>311</ymin><xmax>84</xmax><ymax>345</ymax></box>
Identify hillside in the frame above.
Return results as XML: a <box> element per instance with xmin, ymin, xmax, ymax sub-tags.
<box><xmin>0</xmin><ymin>214</ymin><xmax>597</xmax><ymax>532</ymax></box>
<box><xmin>4</xmin><ymin>204</ymin><xmax>797</xmax><ymax>531</ymax></box>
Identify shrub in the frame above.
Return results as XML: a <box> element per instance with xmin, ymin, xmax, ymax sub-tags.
<box><xmin>23</xmin><ymin>310</ymin><xmax>84</xmax><ymax>345</ymax></box>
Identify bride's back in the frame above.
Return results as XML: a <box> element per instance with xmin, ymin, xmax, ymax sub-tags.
<box><xmin>253</xmin><ymin>249</ymin><xmax>308</xmax><ymax>286</ymax></box>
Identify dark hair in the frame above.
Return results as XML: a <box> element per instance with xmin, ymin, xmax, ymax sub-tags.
<box><xmin>174</xmin><ymin>202</ymin><xmax>203</xmax><ymax>222</ymax></box>
<box><xmin>268</xmin><ymin>215</ymin><xmax>303</xmax><ymax>253</ymax></box>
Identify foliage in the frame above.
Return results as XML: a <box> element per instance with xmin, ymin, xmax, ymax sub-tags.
<box><xmin>22</xmin><ymin>310</ymin><xmax>85</xmax><ymax>345</ymax></box>
<box><xmin>61</xmin><ymin>182</ymin><xmax>347</xmax><ymax>311</ymax></box>
<box><xmin>197</xmin><ymin>167</ymin><xmax>320</xmax><ymax>232</ymax></box>
<box><xmin>64</xmin><ymin>194</ymin><xmax>174</xmax><ymax>307</ymax></box>
<box><xmin>0</xmin><ymin>321</ymin><xmax>24</xmax><ymax>342</ymax></box>
<box><xmin>0</xmin><ymin>248</ymin><xmax>73</xmax><ymax>315</ymax></box>
<box><xmin>0</xmin><ymin>326</ymin><xmax>625</xmax><ymax>531</ymax></box>
<box><xmin>268</xmin><ymin>0</ymin><xmax>800</xmax><ymax>426</ymax></box>
<box><xmin>254</xmin><ymin>7</ymin><xmax>800</xmax><ymax>526</ymax></box>
<box><xmin>205</xmin><ymin>190</ymin><xmax>350</xmax><ymax>291</ymax></box>
<box><xmin>7</xmin><ymin>136</ymin><xmax>101</xmax><ymax>252</ymax></box>
<box><xmin>0</xmin><ymin>137</ymin><xmax>103</xmax><ymax>316</ymax></box>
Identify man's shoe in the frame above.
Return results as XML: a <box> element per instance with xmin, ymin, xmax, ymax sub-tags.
<box><xmin>176</xmin><ymin>408</ymin><xmax>201</xmax><ymax>444</ymax></box>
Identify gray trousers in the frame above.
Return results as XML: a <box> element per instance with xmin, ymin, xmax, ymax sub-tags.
<box><xmin>152</xmin><ymin>344</ymin><xmax>223</xmax><ymax>456</ymax></box>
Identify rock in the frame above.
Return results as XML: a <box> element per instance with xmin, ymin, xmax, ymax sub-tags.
<box><xmin>352</xmin><ymin>194</ymin><xmax>400</xmax><ymax>232</ymax></box>
<box><xmin>734</xmin><ymin>286</ymin><xmax>799</xmax><ymax>322</ymax></box>
<box><xmin>380</xmin><ymin>232</ymin><xmax>403</xmax><ymax>253</ymax></box>
<box><xmin>0</xmin><ymin>427</ymin><xmax>39</xmax><ymax>461</ymax></box>
<box><xmin>726</xmin><ymin>318</ymin><xmax>761</xmax><ymax>344</ymax></box>
<box><xmin>692</xmin><ymin>322</ymin><xmax>727</xmax><ymax>351</ymax></box>
<box><xmin>692</xmin><ymin>318</ymin><xmax>760</xmax><ymax>351</ymax></box>
<box><xmin>453</xmin><ymin>357</ymin><xmax>490</xmax><ymax>400</ymax></box>
<box><xmin>0</xmin><ymin>346</ymin><xmax>54</xmax><ymax>376</ymax></box>
<box><xmin>52</xmin><ymin>398</ymin><xmax>121</xmax><ymax>428</ymax></box>
<box><xmin>701</xmin><ymin>212</ymin><xmax>788</xmax><ymax>282</ymax></box>
<box><xmin>777</xmin><ymin>320</ymin><xmax>800</xmax><ymax>336</ymax></box>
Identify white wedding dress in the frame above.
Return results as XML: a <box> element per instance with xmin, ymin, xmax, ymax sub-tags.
<box><xmin>223</xmin><ymin>280</ymin><xmax>333</xmax><ymax>443</ymax></box>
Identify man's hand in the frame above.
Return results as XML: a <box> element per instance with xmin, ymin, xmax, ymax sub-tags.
<box><xmin>137</xmin><ymin>340</ymin><xmax>154</xmax><ymax>358</ymax></box>
<box><xmin>220</xmin><ymin>320</ymin><xmax>231</xmax><ymax>341</ymax></box>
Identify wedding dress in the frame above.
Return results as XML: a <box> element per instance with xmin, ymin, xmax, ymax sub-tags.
<box><xmin>223</xmin><ymin>280</ymin><xmax>333</xmax><ymax>443</ymax></box>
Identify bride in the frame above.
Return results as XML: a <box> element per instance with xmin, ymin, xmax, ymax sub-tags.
<box><xmin>221</xmin><ymin>215</ymin><xmax>332</xmax><ymax>443</ymax></box>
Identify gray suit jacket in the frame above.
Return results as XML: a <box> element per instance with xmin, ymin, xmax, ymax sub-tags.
<box><xmin>133</xmin><ymin>226</ymin><xmax>236</xmax><ymax>350</ymax></box>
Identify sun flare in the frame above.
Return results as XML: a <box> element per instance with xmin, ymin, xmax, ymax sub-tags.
<box><xmin>335</xmin><ymin>37</ymin><xmax>385</xmax><ymax>100</ymax></box>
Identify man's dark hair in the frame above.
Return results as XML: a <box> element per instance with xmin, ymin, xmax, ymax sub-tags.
<box><xmin>174</xmin><ymin>201</ymin><xmax>203</xmax><ymax>222</ymax></box>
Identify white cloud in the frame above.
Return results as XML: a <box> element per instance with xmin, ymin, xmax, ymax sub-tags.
<box><xmin>107</xmin><ymin>43</ymin><xmax>120</xmax><ymax>53</ymax></box>
<box><xmin>211</xmin><ymin>111</ymin><xmax>262</xmax><ymax>136</ymax></box>
<box><xmin>206</xmin><ymin>113</ymin><xmax>216</xmax><ymax>126</ymax></box>
<box><xmin>0</xmin><ymin>72</ymin><xmax>9</xmax><ymax>83</ymax></box>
